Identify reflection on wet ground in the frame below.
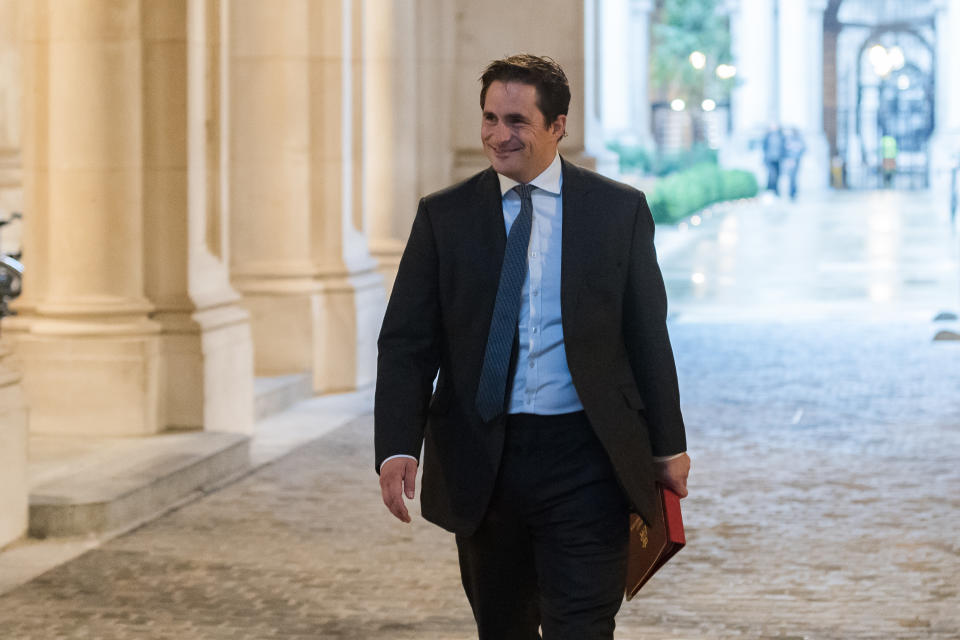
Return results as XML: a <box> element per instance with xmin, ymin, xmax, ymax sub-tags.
<box><xmin>662</xmin><ymin>190</ymin><xmax>958</xmax><ymax>322</ymax></box>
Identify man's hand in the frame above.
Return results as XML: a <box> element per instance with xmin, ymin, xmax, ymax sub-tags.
<box><xmin>655</xmin><ymin>453</ymin><xmax>690</xmax><ymax>498</ymax></box>
<box><xmin>380</xmin><ymin>457</ymin><xmax>419</xmax><ymax>523</ymax></box>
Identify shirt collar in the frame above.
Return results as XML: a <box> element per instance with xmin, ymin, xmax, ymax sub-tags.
<box><xmin>496</xmin><ymin>153</ymin><xmax>562</xmax><ymax>196</ymax></box>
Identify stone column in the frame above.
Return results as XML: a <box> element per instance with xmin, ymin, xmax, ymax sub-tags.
<box><xmin>363</xmin><ymin>0</ymin><xmax>418</xmax><ymax>294</ymax></box>
<box><xmin>8</xmin><ymin>0</ymin><xmax>41</xmax><ymax>326</ymax></box>
<box><xmin>582</xmin><ymin>0</ymin><xmax>647</xmax><ymax>175</ymax></box>
<box><xmin>584</xmin><ymin>0</ymin><xmax>603</xmax><ymax>159</ymax></box>
<box><xmin>931</xmin><ymin>0</ymin><xmax>960</xmax><ymax>193</ymax></box>
<box><xmin>598</xmin><ymin>0</ymin><xmax>631</xmax><ymax>139</ymax></box>
<box><xmin>777</xmin><ymin>0</ymin><xmax>829</xmax><ymax>191</ymax></box>
<box><xmin>142</xmin><ymin>0</ymin><xmax>254</xmax><ymax>434</ymax></box>
<box><xmin>591</xmin><ymin>0</ymin><xmax>655</xmax><ymax>150</ymax></box>
<box><xmin>414</xmin><ymin>0</ymin><xmax>455</xmax><ymax>197</ymax></box>
<box><xmin>451</xmin><ymin>0</ymin><xmax>594</xmax><ymax>180</ymax></box>
<box><xmin>0</xmin><ymin>0</ymin><xmax>22</xmax><ymax>238</ymax></box>
<box><xmin>230</xmin><ymin>0</ymin><xmax>385</xmax><ymax>394</ymax></box>
<box><xmin>627</xmin><ymin>0</ymin><xmax>656</xmax><ymax>149</ymax></box>
<box><xmin>720</xmin><ymin>0</ymin><xmax>776</xmax><ymax>178</ymax></box>
<box><xmin>16</xmin><ymin>0</ymin><xmax>163</xmax><ymax>436</ymax></box>
<box><xmin>0</xmin><ymin>342</ymin><xmax>27</xmax><ymax>548</ymax></box>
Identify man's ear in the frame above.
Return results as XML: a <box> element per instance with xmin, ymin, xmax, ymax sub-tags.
<box><xmin>552</xmin><ymin>114</ymin><xmax>567</xmax><ymax>141</ymax></box>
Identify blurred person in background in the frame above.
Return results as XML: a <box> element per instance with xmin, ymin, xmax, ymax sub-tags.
<box><xmin>783</xmin><ymin>127</ymin><xmax>806</xmax><ymax>201</ymax></box>
<box><xmin>762</xmin><ymin>124</ymin><xmax>786</xmax><ymax>195</ymax></box>
<box><xmin>881</xmin><ymin>133</ymin><xmax>898</xmax><ymax>188</ymax></box>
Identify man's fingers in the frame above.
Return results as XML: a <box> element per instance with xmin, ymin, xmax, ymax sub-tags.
<box><xmin>389</xmin><ymin>495</ymin><xmax>411</xmax><ymax>523</ymax></box>
<box><xmin>670</xmin><ymin>478</ymin><xmax>689</xmax><ymax>499</ymax></box>
<box><xmin>379</xmin><ymin>458</ymin><xmax>418</xmax><ymax>523</ymax></box>
<box><xmin>666</xmin><ymin>466</ymin><xmax>689</xmax><ymax>498</ymax></box>
<box><xmin>403</xmin><ymin>460</ymin><xmax>416</xmax><ymax>499</ymax></box>
<box><xmin>657</xmin><ymin>470</ymin><xmax>686</xmax><ymax>498</ymax></box>
<box><xmin>380</xmin><ymin>473</ymin><xmax>410</xmax><ymax>523</ymax></box>
<box><xmin>655</xmin><ymin>453</ymin><xmax>691</xmax><ymax>499</ymax></box>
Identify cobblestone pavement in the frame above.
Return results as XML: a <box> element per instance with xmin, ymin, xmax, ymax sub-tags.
<box><xmin>1</xmin><ymin>191</ymin><xmax>959</xmax><ymax>639</ymax></box>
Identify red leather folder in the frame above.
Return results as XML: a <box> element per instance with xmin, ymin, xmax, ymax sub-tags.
<box><xmin>624</xmin><ymin>484</ymin><xmax>685</xmax><ymax>600</ymax></box>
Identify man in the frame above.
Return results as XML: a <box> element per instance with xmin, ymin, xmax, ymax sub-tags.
<box><xmin>881</xmin><ymin>132</ymin><xmax>897</xmax><ymax>188</ymax></box>
<box><xmin>762</xmin><ymin>124</ymin><xmax>785</xmax><ymax>195</ymax></box>
<box><xmin>376</xmin><ymin>54</ymin><xmax>689</xmax><ymax>639</ymax></box>
<box><xmin>783</xmin><ymin>127</ymin><xmax>806</xmax><ymax>200</ymax></box>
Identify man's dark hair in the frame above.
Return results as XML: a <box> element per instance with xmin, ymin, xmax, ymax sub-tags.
<box><xmin>480</xmin><ymin>54</ymin><xmax>571</xmax><ymax>127</ymax></box>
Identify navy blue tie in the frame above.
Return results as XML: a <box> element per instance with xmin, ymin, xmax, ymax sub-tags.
<box><xmin>475</xmin><ymin>183</ymin><xmax>534</xmax><ymax>422</ymax></box>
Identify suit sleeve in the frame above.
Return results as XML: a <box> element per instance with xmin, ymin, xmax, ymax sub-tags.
<box><xmin>374</xmin><ymin>198</ymin><xmax>442</xmax><ymax>473</ymax></box>
<box><xmin>623</xmin><ymin>193</ymin><xmax>687</xmax><ymax>457</ymax></box>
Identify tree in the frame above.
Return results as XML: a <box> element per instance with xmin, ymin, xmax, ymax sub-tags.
<box><xmin>650</xmin><ymin>0</ymin><xmax>734</xmax><ymax>106</ymax></box>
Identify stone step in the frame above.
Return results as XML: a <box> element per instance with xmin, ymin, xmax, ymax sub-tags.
<box><xmin>253</xmin><ymin>373</ymin><xmax>313</xmax><ymax>421</ymax></box>
<box><xmin>22</xmin><ymin>376</ymin><xmax>365</xmax><ymax>539</ymax></box>
<box><xmin>28</xmin><ymin>431</ymin><xmax>249</xmax><ymax>539</ymax></box>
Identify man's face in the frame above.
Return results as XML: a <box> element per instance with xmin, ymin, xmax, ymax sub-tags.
<box><xmin>481</xmin><ymin>80</ymin><xmax>566</xmax><ymax>184</ymax></box>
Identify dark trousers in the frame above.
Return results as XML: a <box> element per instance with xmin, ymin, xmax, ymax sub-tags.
<box><xmin>455</xmin><ymin>411</ymin><xmax>630</xmax><ymax>640</ymax></box>
<box><xmin>765</xmin><ymin>160</ymin><xmax>781</xmax><ymax>194</ymax></box>
<box><xmin>785</xmin><ymin>159</ymin><xmax>800</xmax><ymax>200</ymax></box>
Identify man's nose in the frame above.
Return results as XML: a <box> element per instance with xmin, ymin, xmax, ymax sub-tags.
<box><xmin>486</xmin><ymin>122</ymin><xmax>511</xmax><ymax>145</ymax></box>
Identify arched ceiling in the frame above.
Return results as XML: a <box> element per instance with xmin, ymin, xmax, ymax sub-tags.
<box><xmin>828</xmin><ymin>0</ymin><xmax>938</xmax><ymax>27</ymax></box>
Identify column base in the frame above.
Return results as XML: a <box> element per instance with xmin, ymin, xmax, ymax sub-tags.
<box><xmin>16</xmin><ymin>320</ymin><xmax>163</xmax><ymax>436</ymax></box>
<box><xmin>0</xmin><ymin>346</ymin><xmax>28</xmax><ymax>548</ymax></box>
<box><xmin>929</xmin><ymin>131</ymin><xmax>960</xmax><ymax>195</ymax></box>
<box><xmin>798</xmin><ymin>131</ymin><xmax>830</xmax><ymax>194</ymax></box>
<box><xmin>369</xmin><ymin>237</ymin><xmax>405</xmax><ymax>297</ymax></box>
<box><xmin>313</xmin><ymin>269</ymin><xmax>385</xmax><ymax>394</ymax></box>
<box><xmin>236</xmin><ymin>268</ymin><xmax>386</xmax><ymax>395</ymax></box>
<box><xmin>585</xmin><ymin>134</ymin><xmax>628</xmax><ymax>179</ymax></box>
<box><xmin>720</xmin><ymin>128</ymin><xmax>767</xmax><ymax>187</ymax></box>
<box><xmin>579</xmin><ymin>146</ymin><xmax>618</xmax><ymax>178</ymax></box>
<box><xmin>154</xmin><ymin>304</ymin><xmax>255</xmax><ymax>435</ymax></box>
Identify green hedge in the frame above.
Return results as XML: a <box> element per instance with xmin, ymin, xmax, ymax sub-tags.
<box><xmin>606</xmin><ymin>142</ymin><xmax>718</xmax><ymax>177</ymax></box>
<box><xmin>647</xmin><ymin>163</ymin><xmax>758</xmax><ymax>224</ymax></box>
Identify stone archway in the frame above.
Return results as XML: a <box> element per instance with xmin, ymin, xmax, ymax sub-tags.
<box><xmin>825</xmin><ymin>0</ymin><xmax>959</xmax><ymax>190</ymax></box>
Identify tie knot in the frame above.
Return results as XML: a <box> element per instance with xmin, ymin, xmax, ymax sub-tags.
<box><xmin>515</xmin><ymin>183</ymin><xmax>533</xmax><ymax>200</ymax></box>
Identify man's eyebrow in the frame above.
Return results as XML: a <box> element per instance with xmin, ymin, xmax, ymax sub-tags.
<box><xmin>482</xmin><ymin>111</ymin><xmax>529</xmax><ymax>122</ymax></box>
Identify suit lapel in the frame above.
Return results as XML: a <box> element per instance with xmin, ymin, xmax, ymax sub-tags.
<box><xmin>477</xmin><ymin>167</ymin><xmax>507</xmax><ymax>248</ymax></box>
<box><xmin>472</xmin><ymin>167</ymin><xmax>508</xmax><ymax>307</ymax></box>
<box><xmin>560</xmin><ymin>158</ymin><xmax>593</xmax><ymax>320</ymax></box>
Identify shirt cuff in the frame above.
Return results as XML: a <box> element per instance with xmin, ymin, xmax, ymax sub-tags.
<box><xmin>379</xmin><ymin>454</ymin><xmax>418</xmax><ymax>472</ymax></box>
<box><xmin>652</xmin><ymin>452</ymin><xmax>686</xmax><ymax>462</ymax></box>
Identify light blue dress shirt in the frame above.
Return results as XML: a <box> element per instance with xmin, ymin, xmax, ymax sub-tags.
<box><xmin>496</xmin><ymin>153</ymin><xmax>583</xmax><ymax>415</ymax></box>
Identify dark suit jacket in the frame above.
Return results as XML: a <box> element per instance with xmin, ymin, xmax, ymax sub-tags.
<box><xmin>375</xmin><ymin>157</ymin><xmax>686</xmax><ymax>535</ymax></box>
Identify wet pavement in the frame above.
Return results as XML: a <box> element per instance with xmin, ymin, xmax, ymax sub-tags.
<box><xmin>1</xmin><ymin>189</ymin><xmax>959</xmax><ymax>639</ymax></box>
<box><xmin>662</xmin><ymin>190</ymin><xmax>958</xmax><ymax>321</ymax></box>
